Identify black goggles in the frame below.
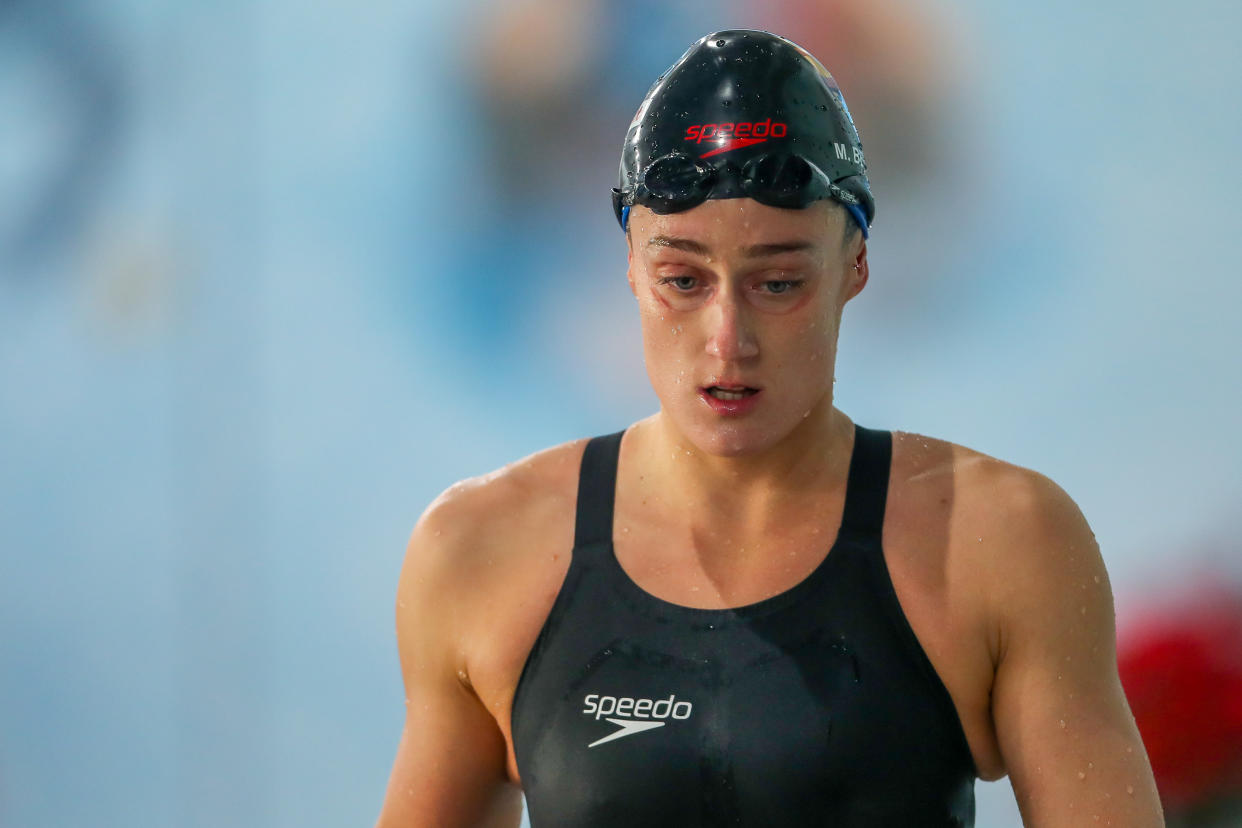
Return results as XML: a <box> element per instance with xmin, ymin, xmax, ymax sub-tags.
<box><xmin>611</xmin><ymin>152</ymin><xmax>867</xmax><ymax>236</ymax></box>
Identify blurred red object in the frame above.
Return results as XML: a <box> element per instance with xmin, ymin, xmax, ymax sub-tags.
<box><xmin>1118</xmin><ymin>585</ymin><xmax>1242</xmax><ymax>813</ymax></box>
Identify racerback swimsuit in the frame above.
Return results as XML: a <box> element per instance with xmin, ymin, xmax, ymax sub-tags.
<box><xmin>511</xmin><ymin>425</ymin><xmax>977</xmax><ymax>826</ymax></box>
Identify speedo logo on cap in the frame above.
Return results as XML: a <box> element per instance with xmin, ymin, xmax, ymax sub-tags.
<box><xmin>582</xmin><ymin>692</ymin><xmax>694</xmax><ymax>748</ymax></box>
<box><xmin>684</xmin><ymin>120</ymin><xmax>788</xmax><ymax>158</ymax></box>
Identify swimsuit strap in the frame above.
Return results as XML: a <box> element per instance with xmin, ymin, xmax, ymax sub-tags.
<box><xmin>573</xmin><ymin>430</ymin><xmax>626</xmax><ymax>548</ymax></box>
<box><xmin>838</xmin><ymin>425</ymin><xmax>892</xmax><ymax>538</ymax></box>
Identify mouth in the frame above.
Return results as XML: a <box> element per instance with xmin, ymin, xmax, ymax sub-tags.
<box><xmin>698</xmin><ymin>384</ymin><xmax>763</xmax><ymax>416</ymax></box>
<box><xmin>704</xmin><ymin>385</ymin><xmax>760</xmax><ymax>401</ymax></box>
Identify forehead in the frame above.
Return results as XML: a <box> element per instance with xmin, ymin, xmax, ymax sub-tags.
<box><xmin>629</xmin><ymin>199</ymin><xmax>843</xmax><ymax>255</ymax></box>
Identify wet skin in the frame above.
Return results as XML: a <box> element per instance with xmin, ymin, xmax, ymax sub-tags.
<box><xmin>375</xmin><ymin>199</ymin><xmax>1165</xmax><ymax>828</ymax></box>
<box><xmin>627</xmin><ymin>199</ymin><xmax>861</xmax><ymax>461</ymax></box>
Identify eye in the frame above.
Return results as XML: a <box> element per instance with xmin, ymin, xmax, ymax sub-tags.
<box><xmin>657</xmin><ymin>275</ymin><xmax>700</xmax><ymax>292</ymax></box>
<box><xmin>758</xmin><ymin>279</ymin><xmax>804</xmax><ymax>295</ymax></box>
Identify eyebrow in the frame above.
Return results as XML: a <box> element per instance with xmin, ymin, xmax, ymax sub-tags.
<box><xmin>647</xmin><ymin>235</ymin><xmax>816</xmax><ymax>258</ymax></box>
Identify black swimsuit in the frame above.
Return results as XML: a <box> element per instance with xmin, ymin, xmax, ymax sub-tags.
<box><xmin>511</xmin><ymin>425</ymin><xmax>977</xmax><ymax>826</ymax></box>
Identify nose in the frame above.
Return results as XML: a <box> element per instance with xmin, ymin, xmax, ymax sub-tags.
<box><xmin>704</xmin><ymin>291</ymin><xmax>759</xmax><ymax>362</ymax></box>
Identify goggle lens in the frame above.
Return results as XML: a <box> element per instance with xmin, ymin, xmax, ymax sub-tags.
<box><xmin>742</xmin><ymin>154</ymin><xmax>819</xmax><ymax>208</ymax></box>
<box><xmin>638</xmin><ymin>155</ymin><xmax>717</xmax><ymax>212</ymax></box>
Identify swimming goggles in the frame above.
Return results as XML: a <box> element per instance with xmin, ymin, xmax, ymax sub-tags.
<box><xmin>612</xmin><ymin>151</ymin><xmax>868</xmax><ymax>238</ymax></box>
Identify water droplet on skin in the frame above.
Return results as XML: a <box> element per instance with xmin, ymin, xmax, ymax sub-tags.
<box><xmin>1078</xmin><ymin>771</ymin><xmax>1086</xmax><ymax>780</ymax></box>
<box><xmin>1093</xmin><ymin>575</ymin><xmax>1101</xmax><ymax>584</ymax></box>
<box><xmin>1059</xmin><ymin>719</ymin><xmax>1067</xmax><ymax>729</ymax></box>
<box><xmin>1088</xmin><ymin>762</ymin><xmax>1094</xmax><ymax>769</ymax></box>
<box><xmin>457</xmin><ymin>668</ymin><xmax>468</xmax><ymax>682</ymax></box>
<box><xmin>1126</xmin><ymin>785</ymin><xmax>1134</xmax><ymax>795</ymax></box>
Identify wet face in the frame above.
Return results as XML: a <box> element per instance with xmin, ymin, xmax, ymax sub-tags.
<box><xmin>626</xmin><ymin>198</ymin><xmax>868</xmax><ymax>457</ymax></box>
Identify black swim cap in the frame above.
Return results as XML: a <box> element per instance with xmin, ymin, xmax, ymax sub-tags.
<box><xmin>613</xmin><ymin>30</ymin><xmax>874</xmax><ymax>238</ymax></box>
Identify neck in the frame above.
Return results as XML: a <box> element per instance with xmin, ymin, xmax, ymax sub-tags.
<box><xmin>634</xmin><ymin>401</ymin><xmax>854</xmax><ymax>527</ymax></box>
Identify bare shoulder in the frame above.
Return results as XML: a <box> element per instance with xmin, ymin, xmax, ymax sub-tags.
<box><xmin>415</xmin><ymin>438</ymin><xmax>589</xmax><ymax>546</ymax></box>
<box><xmin>400</xmin><ymin>437</ymin><xmax>590</xmax><ymax>601</ymax></box>
<box><xmin>892</xmin><ymin>429</ymin><xmax>1091</xmax><ymax>543</ymax></box>
<box><xmin>891</xmin><ymin>429</ymin><xmax>1108</xmax><ymax>647</ymax></box>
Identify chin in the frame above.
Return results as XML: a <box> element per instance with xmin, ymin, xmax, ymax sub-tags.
<box><xmin>658</xmin><ymin>388</ymin><xmax>828</xmax><ymax>457</ymax></box>
<box><xmin>684</xmin><ymin>418</ymin><xmax>788</xmax><ymax>458</ymax></box>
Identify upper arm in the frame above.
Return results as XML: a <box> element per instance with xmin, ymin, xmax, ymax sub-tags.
<box><xmin>987</xmin><ymin>471</ymin><xmax>1165</xmax><ymax>826</ymax></box>
<box><xmin>375</xmin><ymin>494</ymin><xmax>523</xmax><ymax>828</ymax></box>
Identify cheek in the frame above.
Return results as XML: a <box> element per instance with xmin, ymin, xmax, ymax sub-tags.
<box><xmin>636</xmin><ymin>280</ymin><xmax>694</xmax><ymax>343</ymax></box>
<box><xmin>777</xmin><ymin>311</ymin><xmax>838</xmax><ymax>374</ymax></box>
<box><xmin>637</xmin><ymin>294</ymin><xmax>687</xmax><ymax>366</ymax></box>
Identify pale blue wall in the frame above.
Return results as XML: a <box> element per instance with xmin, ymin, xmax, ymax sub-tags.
<box><xmin>1</xmin><ymin>0</ymin><xmax>1238</xmax><ymax>825</ymax></box>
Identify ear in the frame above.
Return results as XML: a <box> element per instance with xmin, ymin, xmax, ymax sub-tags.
<box><xmin>844</xmin><ymin>239</ymin><xmax>869</xmax><ymax>302</ymax></box>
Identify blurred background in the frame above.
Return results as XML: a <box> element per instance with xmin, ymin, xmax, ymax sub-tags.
<box><xmin>2</xmin><ymin>0</ymin><xmax>1240</xmax><ymax>825</ymax></box>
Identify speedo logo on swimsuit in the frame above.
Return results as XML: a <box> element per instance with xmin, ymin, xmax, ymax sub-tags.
<box><xmin>582</xmin><ymin>693</ymin><xmax>694</xmax><ymax>748</ymax></box>
<box><xmin>684</xmin><ymin>120</ymin><xmax>788</xmax><ymax>158</ymax></box>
